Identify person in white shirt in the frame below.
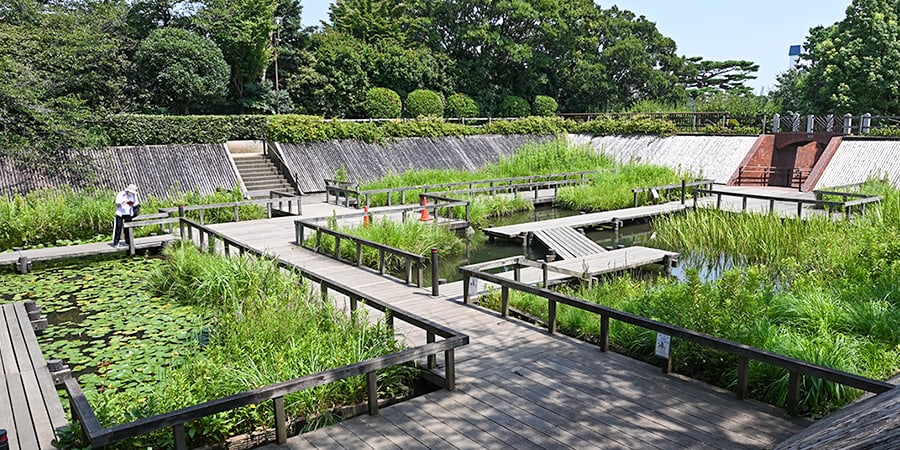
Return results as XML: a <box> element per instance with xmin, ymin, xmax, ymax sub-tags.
<box><xmin>112</xmin><ymin>184</ymin><xmax>140</xmax><ymax>247</ymax></box>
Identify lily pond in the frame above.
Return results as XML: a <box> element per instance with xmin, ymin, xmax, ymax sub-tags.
<box><xmin>0</xmin><ymin>255</ymin><xmax>207</xmax><ymax>397</ymax></box>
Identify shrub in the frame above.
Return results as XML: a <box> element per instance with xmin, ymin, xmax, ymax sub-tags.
<box><xmin>532</xmin><ymin>95</ymin><xmax>559</xmax><ymax>117</ymax></box>
<box><xmin>482</xmin><ymin>116</ymin><xmax>570</xmax><ymax>136</ymax></box>
<box><xmin>365</xmin><ymin>87</ymin><xmax>402</xmax><ymax>119</ymax></box>
<box><xmin>446</xmin><ymin>93</ymin><xmax>479</xmax><ymax>118</ymax></box>
<box><xmin>404</xmin><ymin>89</ymin><xmax>444</xmax><ymax>118</ymax></box>
<box><xmin>498</xmin><ymin>96</ymin><xmax>530</xmax><ymax>118</ymax></box>
<box><xmin>572</xmin><ymin>115</ymin><xmax>678</xmax><ymax>136</ymax></box>
<box><xmin>106</xmin><ymin>114</ymin><xmax>268</xmax><ymax>145</ymax></box>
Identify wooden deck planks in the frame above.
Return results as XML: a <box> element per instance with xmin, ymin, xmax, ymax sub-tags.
<box><xmin>531</xmin><ymin>226</ymin><xmax>606</xmax><ymax>259</ymax></box>
<box><xmin>0</xmin><ymin>235</ymin><xmax>174</xmax><ymax>267</ymax></box>
<box><xmin>0</xmin><ymin>303</ymin><xmax>67</xmax><ymax>450</ymax></box>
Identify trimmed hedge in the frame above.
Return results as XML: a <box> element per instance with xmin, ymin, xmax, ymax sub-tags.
<box><xmin>446</xmin><ymin>93</ymin><xmax>479</xmax><ymax>118</ymax></box>
<box><xmin>532</xmin><ymin>95</ymin><xmax>559</xmax><ymax>117</ymax></box>
<box><xmin>106</xmin><ymin>114</ymin><xmax>268</xmax><ymax>145</ymax></box>
<box><xmin>404</xmin><ymin>89</ymin><xmax>445</xmax><ymax>118</ymax></box>
<box><xmin>498</xmin><ymin>96</ymin><xmax>530</xmax><ymax>118</ymax></box>
<box><xmin>365</xmin><ymin>87</ymin><xmax>402</xmax><ymax>119</ymax></box>
<box><xmin>94</xmin><ymin>114</ymin><xmax>681</xmax><ymax>146</ymax></box>
<box><xmin>571</xmin><ymin>115</ymin><xmax>678</xmax><ymax>136</ymax></box>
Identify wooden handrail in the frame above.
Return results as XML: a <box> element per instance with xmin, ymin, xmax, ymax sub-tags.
<box><xmin>632</xmin><ymin>179</ymin><xmax>715</xmax><ymax>207</ymax></box>
<box><xmin>459</xmin><ymin>266</ymin><xmax>893</xmax><ymax>414</ymax></box>
<box><xmin>64</xmin><ymin>217</ymin><xmax>469</xmax><ymax>449</ymax></box>
<box><xmin>693</xmin><ymin>188</ymin><xmax>881</xmax><ymax>218</ymax></box>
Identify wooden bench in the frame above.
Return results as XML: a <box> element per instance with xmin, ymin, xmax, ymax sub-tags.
<box><xmin>0</xmin><ymin>302</ymin><xmax>68</xmax><ymax>450</ymax></box>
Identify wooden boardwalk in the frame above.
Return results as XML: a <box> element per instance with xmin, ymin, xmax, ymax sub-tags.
<box><xmin>0</xmin><ymin>235</ymin><xmax>174</xmax><ymax>271</ymax></box>
<box><xmin>207</xmin><ymin>217</ymin><xmax>810</xmax><ymax>449</ymax></box>
<box><xmin>531</xmin><ymin>227</ymin><xmax>606</xmax><ymax>259</ymax></box>
<box><xmin>484</xmin><ymin>201</ymin><xmax>688</xmax><ymax>240</ymax></box>
<box><xmin>0</xmin><ymin>303</ymin><xmax>67</xmax><ymax>450</ymax></box>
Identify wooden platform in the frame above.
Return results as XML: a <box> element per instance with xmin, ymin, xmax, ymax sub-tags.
<box><xmin>0</xmin><ymin>303</ymin><xmax>67</xmax><ymax>450</ymax></box>
<box><xmin>484</xmin><ymin>201</ymin><xmax>688</xmax><ymax>240</ymax></box>
<box><xmin>532</xmin><ymin>226</ymin><xmax>606</xmax><ymax>259</ymax></box>
<box><xmin>0</xmin><ymin>235</ymin><xmax>174</xmax><ymax>270</ymax></box>
<box><xmin>207</xmin><ymin>217</ymin><xmax>809</xmax><ymax>449</ymax></box>
<box><xmin>549</xmin><ymin>245</ymin><xmax>677</xmax><ymax>278</ymax></box>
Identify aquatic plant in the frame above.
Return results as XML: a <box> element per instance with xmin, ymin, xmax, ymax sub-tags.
<box><xmin>555</xmin><ymin>164</ymin><xmax>684</xmax><ymax>212</ymax></box>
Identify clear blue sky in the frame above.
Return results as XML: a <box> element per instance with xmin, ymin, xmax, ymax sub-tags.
<box><xmin>301</xmin><ymin>1</ymin><xmax>852</xmax><ymax>94</ymax></box>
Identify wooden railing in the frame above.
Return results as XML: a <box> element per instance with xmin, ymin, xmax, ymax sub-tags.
<box><xmin>693</xmin><ymin>188</ymin><xmax>882</xmax><ymax>219</ymax></box>
<box><xmin>632</xmin><ymin>179</ymin><xmax>715</xmax><ymax>207</ymax></box>
<box><xmin>459</xmin><ymin>266</ymin><xmax>894</xmax><ymax>416</ymax></box>
<box><xmin>736</xmin><ymin>166</ymin><xmax>809</xmax><ymax>190</ymax></box>
<box><xmin>62</xmin><ymin>218</ymin><xmax>469</xmax><ymax>450</ymax></box>
<box><xmin>324</xmin><ymin>171</ymin><xmax>599</xmax><ymax>208</ymax></box>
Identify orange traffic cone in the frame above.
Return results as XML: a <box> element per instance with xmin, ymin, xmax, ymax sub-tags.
<box><xmin>420</xmin><ymin>197</ymin><xmax>430</xmax><ymax>221</ymax></box>
<box><xmin>363</xmin><ymin>205</ymin><xmax>370</xmax><ymax>227</ymax></box>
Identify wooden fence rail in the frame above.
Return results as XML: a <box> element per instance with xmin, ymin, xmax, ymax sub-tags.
<box><xmin>632</xmin><ymin>179</ymin><xmax>715</xmax><ymax>207</ymax></box>
<box><xmin>459</xmin><ymin>267</ymin><xmax>893</xmax><ymax>416</ymax></box>
<box><xmin>63</xmin><ymin>217</ymin><xmax>469</xmax><ymax>450</ymax></box>
<box><xmin>692</xmin><ymin>188</ymin><xmax>882</xmax><ymax>219</ymax></box>
<box><xmin>324</xmin><ymin>171</ymin><xmax>599</xmax><ymax>208</ymax></box>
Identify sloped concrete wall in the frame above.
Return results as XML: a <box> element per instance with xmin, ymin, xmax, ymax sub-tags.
<box><xmin>814</xmin><ymin>138</ymin><xmax>900</xmax><ymax>188</ymax></box>
<box><xmin>279</xmin><ymin>135</ymin><xmax>552</xmax><ymax>193</ymax></box>
<box><xmin>568</xmin><ymin>134</ymin><xmax>758</xmax><ymax>183</ymax></box>
<box><xmin>0</xmin><ymin>144</ymin><xmax>240</xmax><ymax>199</ymax></box>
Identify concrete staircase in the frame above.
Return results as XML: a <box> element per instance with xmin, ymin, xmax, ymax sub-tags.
<box><xmin>232</xmin><ymin>154</ymin><xmax>296</xmax><ymax>199</ymax></box>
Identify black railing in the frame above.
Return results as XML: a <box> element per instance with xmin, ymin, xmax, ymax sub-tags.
<box><xmin>693</xmin><ymin>188</ymin><xmax>881</xmax><ymax>219</ymax></box>
<box><xmin>736</xmin><ymin>166</ymin><xmax>809</xmax><ymax>190</ymax></box>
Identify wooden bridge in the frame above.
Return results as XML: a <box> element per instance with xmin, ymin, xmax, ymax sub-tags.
<box><xmin>531</xmin><ymin>226</ymin><xmax>606</xmax><ymax>259</ymax></box>
<box><xmin>1</xmin><ymin>302</ymin><xmax>67</xmax><ymax>450</ymax></box>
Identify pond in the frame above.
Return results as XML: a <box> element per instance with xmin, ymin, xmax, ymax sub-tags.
<box><xmin>0</xmin><ymin>256</ymin><xmax>207</xmax><ymax>397</ymax></box>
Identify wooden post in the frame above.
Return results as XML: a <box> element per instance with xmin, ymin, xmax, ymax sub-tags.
<box><xmin>356</xmin><ymin>242</ymin><xmax>363</xmax><ymax>266</ymax></box>
<box><xmin>426</xmin><ymin>332</ymin><xmax>438</xmax><ymax>369</ymax></box>
<box><xmin>463</xmin><ymin>273</ymin><xmax>470</xmax><ymax>304</ymax></box>
<box><xmin>405</xmin><ymin>260</ymin><xmax>412</xmax><ymax>285</ymax></box>
<box><xmin>417</xmin><ymin>260</ymin><xmax>424</xmax><ymax>288</ymax></box>
<box><xmin>681</xmin><ymin>179</ymin><xmax>686</xmax><ymax>205</ymax></box>
<box><xmin>736</xmin><ymin>357</ymin><xmax>749</xmax><ymax>400</ymax></box>
<box><xmin>334</xmin><ymin>236</ymin><xmax>342</xmax><ymax>260</ymax></box>
<box><xmin>296</xmin><ymin>223</ymin><xmax>304</xmax><ymax>245</ymax></box>
<box><xmin>350</xmin><ymin>295</ymin><xmax>358</xmax><ymax>311</ymax></box>
<box><xmin>599</xmin><ymin>315</ymin><xmax>609</xmax><ymax>352</ymax></box>
<box><xmin>716</xmin><ymin>193</ymin><xmax>722</xmax><ymax>210</ymax></box>
<box><xmin>769</xmin><ymin>199</ymin><xmax>775</xmax><ymax>213</ymax></box>
<box><xmin>173</xmin><ymin>423</ymin><xmax>187</xmax><ymax>450</ymax></box>
<box><xmin>379</xmin><ymin>249</ymin><xmax>386</xmax><ymax>275</ymax></box>
<box><xmin>233</xmin><ymin>204</ymin><xmax>240</xmax><ymax>222</ymax></box>
<box><xmin>315</xmin><ymin>229</ymin><xmax>322</xmax><ymax>252</ymax></box>
<box><xmin>431</xmin><ymin>248</ymin><xmax>439</xmax><ymax>297</ymax></box>
<box><xmin>273</xmin><ymin>397</ymin><xmax>287</xmax><ymax>444</ymax></box>
<box><xmin>501</xmin><ymin>286</ymin><xmax>510</xmax><ymax>317</ymax></box>
<box><xmin>367</xmin><ymin>371</ymin><xmax>379</xmax><ymax>415</ymax></box>
<box><xmin>797</xmin><ymin>202</ymin><xmax>803</xmax><ymax>218</ymax></box>
<box><xmin>320</xmin><ymin>282</ymin><xmax>328</xmax><ymax>302</ymax></box>
<box><xmin>445</xmin><ymin>349</ymin><xmax>456</xmax><ymax>390</ymax></box>
<box><xmin>199</xmin><ymin>209</ymin><xmax>205</xmax><ymax>225</ymax></box>
<box><xmin>542</xmin><ymin>262</ymin><xmax>549</xmax><ymax>288</ymax></box>
<box><xmin>548</xmin><ymin>298</ymin><xmax>557</xmax><ymax>334</ymax></box>
<box><xmin>633</xmin><ymin>191</ymin><xmax>639</xmax><ymax>207</ymax></box>
<box><xmin>178</xmin><ymin>205</ymin><xmax>185</xmax><ymax>238</ymax></box>
<box><xmin>787</xmin><ymin>371</ymin><xmax>801</xmax><ymax>416</ymax></box>
<box><xmin>742</xmin><ymin>196</ymin><xmax>747</xmax><ymax>212</ymax></box>
<box><xmin>514</xmin><ymin>265</ymin><xmax>521</xmax><ymax>282</ymax></box>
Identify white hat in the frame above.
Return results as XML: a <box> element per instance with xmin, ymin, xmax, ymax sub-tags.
<box><xmin>125</xmin><ymin>184</ymin><xmax>138</xmax><ymax>194</ymax></box>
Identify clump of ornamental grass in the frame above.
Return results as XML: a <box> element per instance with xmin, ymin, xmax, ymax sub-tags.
<box><xmin>308</xmin><ymin>217</ymin><xmax>465</xmax><ymax>273</ymax></box>
<box><xmin>555</xmin><ymin>164</ymin><xmax>684</xmax><ymax>212</ymax></box>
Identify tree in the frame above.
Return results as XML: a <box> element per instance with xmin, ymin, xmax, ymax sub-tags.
<box><xmin>776</xmin><ymin>0</ymin><xmax>900</xmax><ymax>114</ymax></box>
<box><xmin>685</xmin><ymin>58</ymin><xmax>759</xmax><ymax>95</ymax></box>
<box><xmin>194</xmin><ymin>0</ymin><xmax>278</xmax><ymax>100</ymax></box>
<box><xmin>135</xmin><ymin>28</ymin><xmax>229</xmax><ymax>114</ymax></box>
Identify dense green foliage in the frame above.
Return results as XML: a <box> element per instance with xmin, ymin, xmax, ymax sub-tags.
<box><xmin>532</xmin><ymin>96</ymin><xmax>559</xmax><ymax>117</ymax></box>
<box><xmin>404</xmin><ymin>89</ymin><xmax>445</xmax><ymax>118</ymax></box>
<box><xmin>446</xmin><ymin>93</ymin><xmax>480</xmax><ymax>118</ymax></box>
<box><xmin>0</xmin><ymin>187</ymin><xmax>264</xmax><ymax>251</ymax></box>
<box><xmin>365</xmin><ymin>87</ymin><xmax>402</xmax><ymax>119</ymax></box>
<box><xmin>572</xmin><ymin>115</ymin><xmax>679</xmax><ymax>136</ymax></box>
<box><xmin>499</xmin><ymin>96</ymin><xmax>531</xmax><ymax>118</ymax></box>
<box><xmin>771</xmin><ymin>0</ymin><xmax>900</xmax><ymax>114</ymax></box>
<box><xmin>135</xmin><ymin>28</ymin><xmax>230</xmax><ymax>114</ymax></box>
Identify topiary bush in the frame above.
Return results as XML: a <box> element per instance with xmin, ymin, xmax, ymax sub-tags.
<box><xmin>532</xmin><ymin>95</ymin><xmax>559</xmax><ymax>117</ymax></box>
<box><xmin>498</xmin><ymin>96</ymin><xmax>530</xmax><ymax>118</ymax></box>
<box><xmin>365</xmin><ymin>87</ymin><xmax>402</xmax><ymax>119</ymax></box>
<box><xmin>404</xmin><ymin>89</ymin><xmax>444</xmax><ymax>118</ymax></box>
<box><xmin>446</xmin><ymin>93</ymin><xmax>479</xmax><ymax>118</ymax></box>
